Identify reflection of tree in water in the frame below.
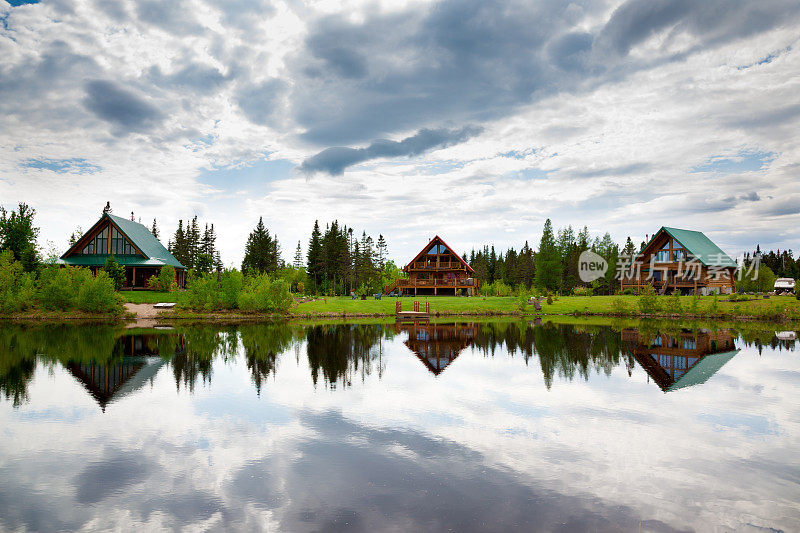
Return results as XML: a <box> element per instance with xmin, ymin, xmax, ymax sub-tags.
<box><xmin>306</xmin><ymin>324</ymin><xmax>389</xmax><ymax>388</ymax></box>
<box><xmin>0</xmin><ymin>324</ymin><xmax>122</xmax><ymax>407</ymax></box>
<box><xmin>239</xmin><ymin>323</ymin><xmax>303</xmax><ymax>395</ymax></box>
<box><xmin>471</xmin><ymin>322</ymin><xmax>626</xmax><ymax>389</ymax></box>
<box><xmin>171</xmin><ymin>326</ymin><xmax>238</xmax><ymax>393</ymax></box>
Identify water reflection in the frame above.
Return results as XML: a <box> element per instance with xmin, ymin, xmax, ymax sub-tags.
<box><xmin>1</xmin><ymin>320</ymin><xmax>799</xmax><ymax>531</ymax></box>
<box><xmin>624</xmin><ymin>328</ymin><xmax>739</xmax><ymax>392</ymax></box>
<box><xmin>396</xmin><ymin>322</ymin><xmax>477</xmax><ymax>374</ymax></box>
<box><xmin>2</xmin><ymin>322</ymin><xmax>797</xmax><ymax>407</ymax></box>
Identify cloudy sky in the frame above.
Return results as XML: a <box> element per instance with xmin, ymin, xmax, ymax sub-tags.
<box><xmin>1</xmin><ymin>0</ymin><xmax>799</xmax><ymax>266</ymax></box>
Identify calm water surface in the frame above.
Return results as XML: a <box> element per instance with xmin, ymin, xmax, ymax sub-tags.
<box><xmin>1</xmin><ymin>320</ymin><xmax>799</xmax><ymax>532</ymax></box>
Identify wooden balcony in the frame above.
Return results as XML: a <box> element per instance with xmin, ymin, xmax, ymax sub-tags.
<box><xmin>406</xmin><ymin>261</ymin><xmax>468</xmax><ymax>271</ymax></box>
<box><xmin>397</xmin><ymin>278</ymin><xmax>476</xmax><ymax>288</ymax></box>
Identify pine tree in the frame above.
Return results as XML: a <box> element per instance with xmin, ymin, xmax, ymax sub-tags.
<box><xmin>130</xmin><ymin>211</ymin><xmax>135</xmax><ymax>221</ymax></box>
<box><xmin>535</xmin><ymin>219</ymin><xmax>560</xmax><ymax>292</ymax></box>
<box><xmin>307</xmin><ymin>220</ymin><xmax>323</xmax><ymax>288</ymax></box>
<box><xmin>242</xmin><ymin>217</ymin><xmax>279</xmax><ymax>274</ymax></box>
<box><xmin>294</xmin><ymin>241</ymin><xmax>303</xmax><ymax>268</ymax></box>
<box><xmin>68</xmin><ymin>226</ymin><xmax>84</xmax><ymax>247</ymax></box>
<box><xmin>151</xmin><ymin>219</ymin><xmax>159</xmax><ymax>239</ymax></box>
<box><xmin>376</xmin><ymin>234</ymin><xmax>387</xmax><ymax>271</ymax></box>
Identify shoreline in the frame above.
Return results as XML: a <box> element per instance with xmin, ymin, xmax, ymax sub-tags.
<box><xmin>3</xmin><ymin>307</ymin><xmax>800</xmax><ymax>325</ymax></box>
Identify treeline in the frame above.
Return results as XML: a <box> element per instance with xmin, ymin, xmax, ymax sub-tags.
<box><xmin>469</xmin><ymin>219</ymin><xmax>638</xmax><ymax>296</ymax></box>
<box><xmin>742</xmin><ymin>247</ymin><xmax>799</xmax><ymax>280</ymax></box>
<box><xmin>306</xmin><ymin>220</ymin><xmax>392</xmax><ymax>296</ymax></box>
<box><xmin>167</xmin><ymin>216</ymin><xmax>222</xmax><ymax>274</ymax></box>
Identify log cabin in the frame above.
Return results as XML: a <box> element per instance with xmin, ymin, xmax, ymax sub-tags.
<box><xmin>58</xmin><ymin>211</ymin><xmax>187</xmax><ymax>289</ymax></box>
<box><xmin>620</xmin><ymin>227</ymin><xmax>737</xmax><ymax>295</ymax></box>
<box><xmin>622</xmin><ymin>328</ymin><xmax>738</xmax><ymax>392</ymax></box>
<box><xmin>388</xmin><ymin>236</ymin><xmax>478</xmax><ymax>296</ymax></box>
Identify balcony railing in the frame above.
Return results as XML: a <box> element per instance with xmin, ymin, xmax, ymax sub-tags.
<box><xmin>397</xmin><ymin>278</ymin><xmax>475</xmax><ymax>287</ymax></box>
<box><xmin>407</xmin><ymin>261</ymin><xmax>467</xmax><ymax>271</ymax></box>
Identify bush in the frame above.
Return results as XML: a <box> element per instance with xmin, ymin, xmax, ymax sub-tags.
<box><xmin>37</xmin><ymin>266</ymin><xmax>75</xmax><ymax>310</ymax></box>
<box><xmin>183</xmin><ymin>270</ymin><xmax>244</xmax><ymax>311</ymax></box>
<box><xmin>0</xmin><ymin>250</ymin><xmax>35</xmax><ymax>313</ymax></box>
<box><xmin>637</xmin><ymin>285</ymin><xmax>660</xmax><ymax>315</ymax></box>
<box><xmin>75</xmin><ymin>271</ymin><xmax>123</xmax><ymax>313</ymax></box>
<box><xmin>666</xmin><ymin>291</ymin><xmax>682</xmax><ymax>314</ymax></box>
<box><xmin>159</xmin><ymin>265</ymin><xmax>176</xmax><ymax>292</ymax></box>
<box><xmin>481</xmin><ymin>281</ymin><xmax>514</xmax><ymax>297</ymax></box>
<box><xmin>611</xmin><ymin>297</ymin><xmax>630</xmax><ymax>316</ymax></box>
<box><xmin>622</xmin><ymin>288</ymin><xmax>634</xmax><ymax>295</ymax></box>
<box><xmin>573</xmin><ymin>286</ymin><xmax>593</xmax><ymax>296</ymax></box>
<box><xmin>239</xmin><ymin>275</ymin><xmax>294</xmax><ymax>313</ymax></box>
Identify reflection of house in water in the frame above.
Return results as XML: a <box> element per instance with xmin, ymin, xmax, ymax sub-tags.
<box><xmin>68</xmin><ymin>333</ymin><xmax>184</xmax><ymax>410</ymax></box>
<box><xmin>395</xmin><ymin>322</ymin><xmax>478</xmax><ymax>375</ymax></box>
<box><xmin>623</xmin><ymin>328</ymin><xmax>738</xmax><ymax>392</ymax></box>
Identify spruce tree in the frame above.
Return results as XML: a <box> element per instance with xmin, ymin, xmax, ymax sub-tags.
<box><xmin>535</xmin><ymin>218</ymin><xmax>560</xmax><ymax>292</ymax></box>
<box><xmin>294</xmin><ymin>241</ymin><xmax>303</xmax><ymax>268</ymax></box>
<box><xmin>307</xmin><ymin>220</ymin><xmax>323</xmax><ymax>288</ymax></box>
<box><xmin>151</xmin><ymin>219</ymin><xmax>159</xmax><ymax>239</ymax></box>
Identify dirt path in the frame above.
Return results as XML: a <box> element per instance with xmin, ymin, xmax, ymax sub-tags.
<box><xmin>124</xmin><ymin>303</ymin><xmax>160</xmax><ymax>319</ymax></box>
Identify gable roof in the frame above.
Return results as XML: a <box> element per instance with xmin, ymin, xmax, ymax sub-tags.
<box><xmin>667</xmin><ymin>350</ymin><xmax>739</xmax><ymax>392</ymax></box>
<box><xmin>403</xmin><ymin>235</ymin><xmax>474</xmax><ymax>273</ymax></box>
<box><xmin>60</xmin><ymin>213</ymin><xmax>185</xmax><ymax>269</ymax></box>
<box><xmin>640</xmin><ymin>227</ymin><xmax>738</xmax><ymax>268</ymax></box>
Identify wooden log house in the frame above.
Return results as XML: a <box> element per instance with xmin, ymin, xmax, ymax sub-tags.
<box><xmin>622</xmin><ymin>328</ymin><xmax>738</xmax><ymax>392</ymax></box>
<box><xmin>388</xmin><ymin>236</ymin><xmax>478</xmax><ymax>296</ymax></box>
<box><xmin>58</xmin><ymin>211</ymin><xmax>187</xmax><ymax>289</ymax></box>
<box><xmin>620</xmin><ymin>227</ymin><xmax>737</xmax><ymax>295</ymax></box>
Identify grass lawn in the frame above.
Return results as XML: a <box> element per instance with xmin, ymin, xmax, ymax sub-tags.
<box><xmin>121</xmin><ymin>291</ymin><xmax>184</xmax><ymax>304</ymax></box>
<box><xmin>291</xmin><ymin>294</ymin><xmax>800</xmax><ymax>320</ymax></box>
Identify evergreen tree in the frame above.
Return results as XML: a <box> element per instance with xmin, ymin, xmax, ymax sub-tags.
<box><xmin>151</xmin><ymin>219</ymin><xmax>159</xmax><ymax>239</ymax></box>
<box><xmin>535</xmin><ymin>219</ymin><xmax>560</xmax><ymax>292</ymax></box>
<box><xmin>68</xmin><ymin>226</ymin><xmax>84</xmax><ymax>247</ymax></box>
<box><xmin>376</xmin><ymin>234</ymin><xmax>387</xmax><ymax>271</ymax></box>
<box><xmin>307</xmin><ymin>220</ymin><xmax>323</xmax><ymax>288</ymax></box>
<box><xmin>242</xmin><ymin>217</ymin><xmax>279</xmax><ymax>274</ymax></box>
<box><xmin>294</xmin><ymin>241</ymin><xmax>303</xmax><ymax>268</ymax></box>
<box><xmin>102</xmin><ymin>254</ymin><xmax>126</xmax><ymax>290</ymax></box>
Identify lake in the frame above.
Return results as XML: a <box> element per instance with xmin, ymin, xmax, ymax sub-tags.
<box><xmin>1</xmin><ymin>320</ymin><xmax>799</xmax><ymax>531</ymax></box>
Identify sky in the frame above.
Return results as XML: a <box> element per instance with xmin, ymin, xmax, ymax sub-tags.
<box><xmin>1</xmin><ymin>0</ymin><xmax>799</xmax><ymax>267</ymax></box>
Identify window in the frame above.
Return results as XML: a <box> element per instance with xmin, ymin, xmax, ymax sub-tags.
<box><xmin>110</xmin><ymin>226</ymin><xmax>125</xmax><ymax>255</ymax></box>
<box><xmin>124</xmin><ymin>242</ymin><xmax>133</xmax><ymax>255</ymax></box>
<box><xmin>674</xmin><ymin>356</ymin><xmax>687</xmax><ymax>370</ymax></box>
<box><xmin>82</xmin><ymin>242</ymin><xmax>94</xmax><ymax>254</ymax></box>
<box><xmin>657</xmin><ymin>250</ymin><xmax>670</xmax><ymax>262</ymax></box>
<box><xmin>96</xmin><ymin>227</ymin><xmax>108</xmax><ymax>255</ymax></box>
<box><xmin>661</xmin><ymin>239</ymin><xmax>671</xmax><ymax>250</ymax></box>
<box><xmin>673</xmin><ymin>249</ymin><xmax>686</xmax><ymax>261</ymax></box>
<box><xmin>683</xmin><ymin>339</ymin><xmax>696</xmax><ymax>350</ymax></box>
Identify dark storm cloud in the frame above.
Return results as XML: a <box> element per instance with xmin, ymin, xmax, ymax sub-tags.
<box><xmin>83</xmin><ymin>80</ymin><xmax>164</xmax><ymax>134</ymax></box>
<box><xmin>284</xmin><ymin>0</ymin><xmax>800</xmax><ymax>147</ymax></box>
<box><xmin>299</xmin><ymin>126</ymin><xmax>483</xmax><ymax>175</ymax></box>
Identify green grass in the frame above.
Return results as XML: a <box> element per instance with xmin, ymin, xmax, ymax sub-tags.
<box><xmin>290</xmin><ymin>294</ymin><xmax>800</xmax><ymax>320</ymax></box>
<box><xmin>121</xmin><ymin>291</ymin><xmax>184</xmax><ymax>304</ymax></box>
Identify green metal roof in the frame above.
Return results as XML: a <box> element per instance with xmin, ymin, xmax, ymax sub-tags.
<box><xmin>667</xmin><ymin>349</ymin><xmax>739</xmax><ymax>392</ymax></box>
<box><xmin>642</xmin><ymin>227</ymin><xmax>738</xmax><ymax>268</ymax></box>
<box><xmin>59</xmin><ymin>255</ymin><xmax>172</xmax><ymax>267</ymax></box>
<box><xmin>59</xmin><ymin>213</ymin><xmax>185</xmax><ymax>269</ymax></box>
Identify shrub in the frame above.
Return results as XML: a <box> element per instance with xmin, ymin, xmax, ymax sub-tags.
<box><xmin>102</xmin><ymin>254</ymin><xmax>126</xmax><ymax>290</ymax></box>
<box><xmin>146</xmin><ymin>275</ymin><xmax>160</xmax><ymax>291</ymax></box>
<box><xmin>481</xmin><ymin>281</ymin><xmax>513</xmax><ymax>297</ymax></box>
<box><xmin>667</xmin><ymin>291</ymin><xmax>682</xmax><ymax>314</ymax></box>
<box><xmin>622</xmin><ymin>288</ymin><xmax>634</xmax><ymax>295</ymax></box>
<box><xmin>158</xmin><ymin>265</ymin><xmax>176</xmax><ymax>292</ymax></box>
<box><xmin>183</xmin><ymin>270</ymin><xmax>244</xmax><ymax>311</ymax></box>
<box><xmin>573</xmin><ymin>286</ymin><xmax>593</xmax><ymax>297</ymax></box>
<box><xmin>637</xmin><ymin>285</ymin><xmax>660</xmax><ymax>315</ymax></box>
<box><xmin>0</xmin><ymin>250</ymin><xmax>35</xmax><ymax>313</ymax></box>
<box><xmin>75</xmin><ymin>271</ymin><xmax>123</xmax><ymax>313</ymax></box>
<box><xmin>37</xmin><ymin>266</ymin><xmax>76</xmax><ymax>310</ymax></box>
<box><xmin>239</xmin><ymin>275</ymin><xmax>293</xmax><ymax>313</ymax></box>
<box><xmin>516</xmin><ymin>293</ymin><xmax>528</xmax><ymax>313</ymax></box>
<box><xmin>611</xmin><ymin>297</ymin><xmax>629</xmax><ymax>316</ymax></box>
<box><xmin>689</xmin><ymin>295</ymin><xmax>699</xmax><ymax>315</ymax></box>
